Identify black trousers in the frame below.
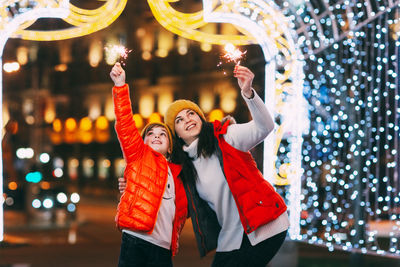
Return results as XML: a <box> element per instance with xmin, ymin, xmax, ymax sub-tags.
<box><xmin>211</xmin><ymin>230</ymin><xmax>287</xmax><ymax>267</ymax></box>
<box><xmin>118</xmin><ymin>232</ymin><xmax>173</xmax><ymax>267</ymax></box>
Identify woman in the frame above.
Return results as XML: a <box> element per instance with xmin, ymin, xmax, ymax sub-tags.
<box><xmin>164</xmin><ymin>65</ymin><xmax>289</xmax><ymax>267</ymax></box>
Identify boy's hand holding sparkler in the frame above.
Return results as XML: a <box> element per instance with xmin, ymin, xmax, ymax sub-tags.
<box><xmin>234</xmin><ymin>65</ymin><xmax>255</xmax><ymax>99</ymax></box>
<box><xmin>110</xmin><ymin>63</ymin><xmax>126</xmax><ymax>87</ymax></box>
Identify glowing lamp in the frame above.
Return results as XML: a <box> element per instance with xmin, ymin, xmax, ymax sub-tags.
<box><xmin>79</xmin><ymin>117</ymin><xmax>93</xmax><ymax>131</ymax></box>
<box><xmin>95</xmin><ymin>116</ymin><xmax>109</xmax><ymax>130</ymax></box>
<box><xmin>53</xmin><ymin>119</ymin><xmax>62</xmax><ymax>132</ymax></box>
<box><xmin>133</xmin><ymin>114</ymin><xmax>144</xmax><ymax>129</ymax></box>
<box><xmin>209</xmin><ymin>109</ymin><xmax>224</xmax><ymax>122</ymax></box>
<box><xmin>8</xmin><ymin>182</ymin><xmax>17</xmax><ymax>191</ymax></box>
<box><xmin>65</xmin><ymin>118</ymin><xmax>77</xmax><ymax>132</ymax></box>
<box><xmin>148</xmin><ymin>113</ymin><xmax>162</xmax><ymax>123</ymax></box>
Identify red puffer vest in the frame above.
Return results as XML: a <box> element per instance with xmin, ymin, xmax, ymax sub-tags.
<box><xmin>213</xmin><ymin>120</ymin><xmax>287</xmax><ymax>234</ymax></box>
<box><xmin>113</xmin><ymin>84</ymin><xmax>187</xmax><ymax>256</ymax></box>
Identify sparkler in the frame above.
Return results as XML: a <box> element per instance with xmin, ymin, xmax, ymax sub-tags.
<box><xmin>217</xmin><ymin>43</ymin><xmax>247</xmax><ymax>74</ymax></box>
<box><xmin>104</xmin><ymin>44</ymin><xmax>132</xmax><ymax>66</ymax></box>
<box><xmin>222</xmin><ymin>43</ymin><xmax>246</xmax><ymax>65</ymax></box>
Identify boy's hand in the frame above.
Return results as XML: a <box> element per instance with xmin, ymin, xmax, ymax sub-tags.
<box><xmin>110</xmin><ymin>63</ymin><xmax>126</xmax><ymax>87</ymax></box>
<box><xmin>118</xmin><ymin>177</ymin><xmax>127</xmax><ymax>193</ymax></box>
<box><xmin>234</xmin><ymin>65</ymin><xmax>255</xmax><ymax>99</ymax></box>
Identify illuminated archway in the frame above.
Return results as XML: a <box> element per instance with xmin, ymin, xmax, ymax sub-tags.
<box><xmin>149</xmin><ymin>0</ymin><xmax>309</xmax><ymax>239</ymax></box>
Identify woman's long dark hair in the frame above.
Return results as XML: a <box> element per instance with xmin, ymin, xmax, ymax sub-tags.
<box><xmin>170</xmin><ymin>118</ymin><xmax>219</xmax><ymax>187</ymax></box>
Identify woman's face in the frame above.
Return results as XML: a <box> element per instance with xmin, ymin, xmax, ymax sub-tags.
<box><xmin>174</xmin><ymin>109</ymin><xmax>203</xmax><ymax>145</ymax></box>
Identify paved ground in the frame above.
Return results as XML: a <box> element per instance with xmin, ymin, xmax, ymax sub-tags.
<box><xmin>1</xmin><ymin>195</ymin><xmax>400</xmax><ymax>267</ymax></box>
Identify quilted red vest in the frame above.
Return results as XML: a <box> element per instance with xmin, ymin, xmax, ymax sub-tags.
<box><xmin>213</xmin><ymin>120</ymin><xmax>287</xmax><ymax>234</ymax></box>
<box><xmin>113</xmin><ymin>84</ymin><xmax>187</xmax><ymax>255</ymax></box>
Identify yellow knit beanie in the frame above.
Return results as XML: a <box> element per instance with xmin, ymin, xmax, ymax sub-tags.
<box><xmin>141</xmin><ymin>122</ymin><xmax>173</xmax><ymax>152</ymax></box>
<box><xmin>164</xmin><ymin>100</ymin><xmax>206</xmax><ymax>135</ymax></box>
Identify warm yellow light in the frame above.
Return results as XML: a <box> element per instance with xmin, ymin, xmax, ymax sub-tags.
<box><xmin>2</xmin><ymin>103</ymin><xmax>10</xmax><ymax>134</ymax></box>
<box><xmin>142</xmin><ymin>32</ymin><xmax>154</xmax><ymax>51</ymax></box>
<box><xmin>80</xmin><ymin>117</ymin><xmax>92</xmax><ymax>131</ymax></box>
<box><xmin>89</xmin><ymin>40</ymin><xmax>103</xmax><ymax>67</ymax></box>
<box><xmin>158</xmin><ymin>91</ymin><xmax>173</xmax><ymax>115</ymax></box>
<box><xmin>199</xmin><ymin>90</ymin><xmax>214</xmax><ymax>113</ymax></box>
<box><xmin>148</xmin><ymin>0</ymin><xmax>253</xmax><ymax>46</ymax></box>
<box><xmin>89</xmin><ymin>99</ymin><xmax>101</xmax><ymax>120</ymax></box>
<box><xmin>157</xmin><ymin>28</ymin><xmax>173</xmax><ymax>57</ymax></box>
<box><xmin>136</xmin><ymin>28</ymin><xmax>146</xmax><ymax>38</ymax></box>
<box><xmin>220</xmin><ymin>97</ymin><xmax>236</xmax><ymax>113</ymax></box>
<box><xmin>44</xmin><ymin>101</ymin><xmax>56</xmax><ymax>124</ymax></box>
<box><xmin>142</xmin><ymin>51</ymin><xmax>152</xmax><ymax>61</ymax></box>
<box><xmin>17</xmin><ymin>47</ymin><xmax>28</xmax><ymax>65</ymax></box>
<box><xmin>148</xmin><ymin>113</ymin><xmax>162</xmax><ymax>123</ymax></box>
<box><xmin>105</xmin><ymin>97</ymin><xmax>115</xmax><ymax>121</ymax></box>
<box><xmin>95</xmin><ymin>116</ymin><xmax>109</xmax><ymax>130</ymax></box>
<box><xmin>65</xmin><ymin>118</ymin><xmax>77</xmax><ymax>132</ymax></box>
<box><xmin>133</xmin><ymin>114</ymin><xmax>144</xmax><ymax>129</ymax></box>
<box><xmin>220</xmin><ymin>88</ymin><xmax>237</xmax><ymax>113</ymax></box>
<box><xmin>3</xmin><ymin>62</ymin><xmax>20</xmax><ymax>73</ymax></box>
<box><xmin>177</xmin><ymin>37</ymin><xmax>188</xmax><ymax>55</ymax></box>
<box><xmin>53</xmin><ymin>119</ymin><xmax>63</xmax><ymax>132</ymax></box>
<box><xmin>55</xmin><ymin>64</ymin><xmax>68</xmax><ymax>72</ymax></box>
<box><xmin>102</xmin><ymin>159</ymin><xmax>111</xmax><ymax>168</ymax></box>
<box><xmin>221</xmin><ymin>23</ymin><xmax>239</xmax><ymax>35</ymax></box>
<box><xmin>25</xmin><ymin>115</ymin><xmax>35</xmax><ymax>125</ymax></box>
<box><xmin>8</xmin><ymin>182</ymin><xmax>17</xmax><ymax>191</ymax></box>
<box><xmin>209</xmin><ymin>109</ymin><xmax>224</xmax><ymax>122</ymax></box>
<box><xmin>155</xmin><ymin>49</ymin><xmax>168</xmax><ymax>58</ymax></box>
<box><xmin>200</xmin><ymin>43</ymin><xmax>212</xmax><ymax>52</ymax></box>
<box><xmin>80</xmin><ymin>132</ymin><xmax>93</xmax><ymax>144</ymax></box>
<box><xmin>139</xmin><ymin>94</ymin><xmax>154</xmax><ymax>119</ymax></box>
<box><xmin>14</xmin><ymin>0</ymin><xmax>128</xmax><ymax>41</ymax></box>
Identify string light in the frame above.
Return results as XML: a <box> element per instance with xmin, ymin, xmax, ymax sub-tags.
<box><xmin>276</xmin><ymin>0</ymin><xmax>400</xmax><ymax>257</ymax></box>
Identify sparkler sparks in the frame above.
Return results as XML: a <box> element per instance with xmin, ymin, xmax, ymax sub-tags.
<box><xmin>217</xmin><ymin>43</ymin><xmax>247</xmax><ymax>74</ymax></box>
<box><xmin>104</xmin><ymin>44</ymin><xmax>132</xmax><ymax>65</ymax></box>
<box><xmin>222</xmin><ymin>43</ymin><xmax>246</xmax><ymax>65</ymax></box>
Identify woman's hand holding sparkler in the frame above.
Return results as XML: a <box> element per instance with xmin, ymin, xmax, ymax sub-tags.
<box><xmin>110</xmin><ymin>63</ymin><xmax>126</xmax><ymax>87</ymax></box>
<box><xmin>234</xmin><ymin>65</ymin><xmax>254</xmax><ymax>99</ymax></box>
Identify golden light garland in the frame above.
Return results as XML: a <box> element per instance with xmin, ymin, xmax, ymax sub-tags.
<box><xmin>8</xmin><ymin>0</ymin><xmax>127</xmax><ymax>41</ymax></box>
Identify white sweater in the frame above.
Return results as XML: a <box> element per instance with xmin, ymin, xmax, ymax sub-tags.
<box><xmin>183</xmin><ymin>89</ymin><xmax>289</xmax><ymax>252</ymax></box>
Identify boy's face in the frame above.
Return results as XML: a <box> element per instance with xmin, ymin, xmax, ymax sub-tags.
<box><xmin>143</xmin><ymin>126</ymin><xmax>170</xmax><ymax>157</ymax></box>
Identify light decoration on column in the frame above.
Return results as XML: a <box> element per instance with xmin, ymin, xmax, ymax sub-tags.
<box><xmin>0</xmin><ymin>0</ymin><xmax>127</xmax><ymax>242</ymax></box>
<box><xmin>270</xmin><ymin>0</ymin><xmax>400</xmax><ymax>258</ymax></box>
<box><xmin>148</xmin><ymin>0</ymin><xmax>309</xmax><ymax>239</ymax></box>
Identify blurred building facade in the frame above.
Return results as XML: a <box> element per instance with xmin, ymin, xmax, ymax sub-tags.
<box><xmin>2</xmin><ymin>0</ymin><xmax>266</xmax><ymax>204</ymax></box>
